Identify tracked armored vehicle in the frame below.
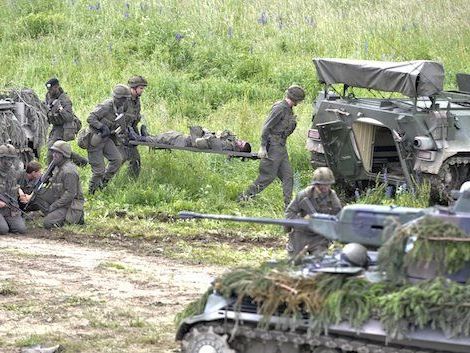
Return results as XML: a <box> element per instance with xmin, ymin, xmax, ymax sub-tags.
<box><xmin>306</xmin><ymin>59</ymin><xmax>470</xmax><ymax>203</ymax></box>
<box><xmin>0</xmin><ymin>88</ymin><xmax>48</xmax><ymax>163</ymax></box>
<box><xmin>176</xmin><ymin>191</ymin><xmax>470</xmax><ymax>353</ymax></box>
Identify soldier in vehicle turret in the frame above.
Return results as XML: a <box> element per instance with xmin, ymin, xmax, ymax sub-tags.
<box><xmin>118</xmin><ymin>76</ymin><xmax>148</xmax><ymax>179</ymax></box>
<box><xmin>285</xmin><ymin>167</ymin><xmax>342</xmax><ymax>257</ymax></box>
<box><xmin>85</xmin><ymin>84</ymin><xmax>131</xmax><ymax>194</ymax></box>
<box><xmin>238</xmin><ymin>85</ymin><xmax>305</xmax><ymax>207</ymax></box>
<box><xmin>44</xmin><ymin>78</ymin><xmax>88</xmax><ymax>166</ymax></box>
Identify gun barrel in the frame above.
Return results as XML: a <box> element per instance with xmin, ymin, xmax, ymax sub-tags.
<box><xmin>178</xmin><ymin>211</ymin><xmax>311</xmax><ymax>229</ymax></box>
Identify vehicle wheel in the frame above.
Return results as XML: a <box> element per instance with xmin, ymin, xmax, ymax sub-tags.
<box><xmin>182</xmin><ymin>325</ymin><xmax>236</xmax><ymax>353</ymax></box>
<box><xmin>430</xmin><ymin>157</ymin><xmax>470</xmax><ymax>204</ymax></box>
<box><xmin>312</xmin><ymin>348</ymin><xmax>339</xmax><ymax>353</ymax></box>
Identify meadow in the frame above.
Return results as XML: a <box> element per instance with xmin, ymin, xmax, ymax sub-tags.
<box><xmin>1</xmin><ymin>0</ymin><xmax>470</xmax><ymax>265</ymax></box>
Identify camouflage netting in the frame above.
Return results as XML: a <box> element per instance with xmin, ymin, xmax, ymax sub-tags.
<box><xmin>178</xmin><ymin>218</ymin><xmax>470</xmax><ymax>339</ymax></box>
<box><xmin>0</xmin><ymin>88</ymin><xmax>48</xmax><ymax>162</ymax></box>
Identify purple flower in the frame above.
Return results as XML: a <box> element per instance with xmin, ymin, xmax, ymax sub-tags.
<box><xmin>88</xmin><ymin>2</ymin><xmax>100</xmax><ymax>11</ymax></box>
<box><xmin>227</xmin><ymin>26</ymin><xmax>233</xmax><ymax>38</ymax></box>
<box><xmin>124</xmin><ymin>11</ymin><xmax>129</xmax><ymax>18</ymax></box>
<box><xmin>258</xmin><ymin>11</ymin><xmax>268</xmax><ymax>25</ymax></box>
<box><xmin>175</xmin><ymin>33</ymin><xmax>184</xmax><ymax>41</ymax></box>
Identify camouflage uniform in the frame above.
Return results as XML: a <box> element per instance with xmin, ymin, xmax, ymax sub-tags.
<box><xmin>45</xmin><ymin>87</ymin><xmax>87</xmax><ymax>166</ymax></box>
<box><xmin>119</xmin><ymin>94</ymin><xmax>142</xmax><ymax>178</ymax></box>
<box><xmin>285</xmin><ymin>185</ymin><xmax>342</xmax><ymax>256</ymax></box>
<box><xmin>0</xmin><ymin>145</ymin><xmax>26</xmax><ymax>234</ymax></box>
<box><xmin>240</xmin><ymin>100</ymin><xmax>297</xmax><ymax>206</ymax></box>
<box><xmin>87</xmin><ymin>98</ymin><xmax>126</xmax><ymax>193</ymax></box>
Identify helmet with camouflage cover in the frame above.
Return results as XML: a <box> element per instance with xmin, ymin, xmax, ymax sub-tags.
<box><xmin>0</xmin><ymin>144</ymin><xmax>17</xmax><ymax>158</ymax></box>
<box><xmin>50</xmin><ymin>140</ymin><xmax>72</xmax><ymax>158</ymax></box>
<box><xmin>112</xmin><ymin>84</ymin><xmax>132</xmax><ymax>99</ymax></box>
<box><xmin>286</xmin><ymin>85</ymin><xmax>305</xmax><ymax>103</ymax></box>
<box><xmin>340</xmin><ymin>243</ymin><xmax>368</xmax><ymax>267</ymax></box>
<box><xmin>311</xmin><ymin>167</ymin><xmax>335</xmax><ymax>185</ymax></box>
<box><xmin>128</xmin><ymin>76</ymin><xmax>148</xmax><ymax>88</ymax></box>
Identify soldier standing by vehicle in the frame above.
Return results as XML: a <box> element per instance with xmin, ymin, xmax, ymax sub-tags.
<box><xmin>285</xmin><ymin>167</ymin><xmax>342</xmax><ymax>257</ymax></box>
<box><xmin>86</xmin><ymin>84</ymin><xmax>130</xmax><ymax>194</ymax></box>
<box><xmin>0</xmin><ymin>144</ymin><xmax>26</xmax><ymax>234</ymax></box>
<box><xmin>119</xmin><ymin>76</ymin><xmax>148</xmax><ymax>178</ymax></box>
<box><xmin>45</xmin><ymin>78</ymin><xmax>88</xmax><ymax>166</ymax></box>
<box><xmin>238</xmin><ymin>85</ymin><xmax>305</xmax><ymax>207</ymax></box>
<box><xmin>20</xmin><ymin>141</ymin><xmax>85</xmax><ymax>229</ymax></box>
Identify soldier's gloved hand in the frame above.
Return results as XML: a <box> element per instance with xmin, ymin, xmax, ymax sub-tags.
<box><xmin>127</xmin><ymin>127</ymin><xmax>140</xmax><ymax>141</ymax></box>
<box><xmin>258</xmin><ymin>146</ymin><xmax>268</xmax><ymax>159</ymax></box>
<box><xmin>100</xmin><ymin>125</ymin><xmax>111</xmax><ymax>138</ymax></box>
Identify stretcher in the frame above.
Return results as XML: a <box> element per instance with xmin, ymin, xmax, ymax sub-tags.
<box><xmin>129</xmin><ymin>140</ymin><xmax>259</xmax><ymax>159</ymax></box>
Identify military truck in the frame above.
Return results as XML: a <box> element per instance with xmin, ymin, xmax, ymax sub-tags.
<box><xmin>176</xmin><ymin>191</ymin><xmax>470</xmax><ymax>353</ymax></box>
<box><xmin>0</xmin><ymin>88</ymin><xmax>48</xmax><ymax>163</ymax></box>
<box><xmin>306</xmin><ymin>58</ymin><xmax>470</xmax><ymax>203</ymax></box>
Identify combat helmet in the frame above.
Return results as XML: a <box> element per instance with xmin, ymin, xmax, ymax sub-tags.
<box><xmin>311</xmin><ymin>167</ymin><xmax>335</xmax><ymax>185</ymax></box>
<box><xmin>0</xmin><ymin>144</ymin><xmax>17</xmax><ymax>158</ymax></box>
<box><xmin>128</xmin><ymin>76</ymin><xmax>148</xmax><ymax>88</ymax></box>
<box><xmin>112</xmin><ymin>84</ymin><xmax>132</xmax><ymax>99</ymax></box>
<box><xmin>286</xmin><ymin>85</ymin><xmax>305</xmax><ymax>103</ymax></box>
<box><xmin>340</xmin><ymin>243</ymin><xmax>369</xmax><ymax>267</ymax></box>
<box><xmin>50</xmin><ymin>140</ymin><xmax>72</xmax><ymax>158</ymax></box>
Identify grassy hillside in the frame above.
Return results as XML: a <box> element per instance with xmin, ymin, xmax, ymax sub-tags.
<box><xmin>1</xmin><ymin>0</ymin><xmax>469</xmax><ymax>263</ymax></box>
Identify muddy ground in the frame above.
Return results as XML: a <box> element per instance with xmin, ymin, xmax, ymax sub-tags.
<box><xmin>0</xmin><ymin>231</ymin><xmax>224</xmax><ymax>353</ymax></box>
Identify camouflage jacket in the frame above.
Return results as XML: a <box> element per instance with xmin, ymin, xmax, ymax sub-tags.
<box><xmin>286</xmin><ymin>185</ymin><xmax>342</xmax><ymax>219</ymax></box>
<box><xmin>147</xmin><ymin>131</ymin><xmax>191</xmax><ymax>147</ymax></box>
<box><xmin>126</xmin><ymin>96</ymin><xmax>141</xmax><ymax>133</ymax></box>
<box><xmin>0</xmin><ymin>162</ymin><xmax>21</xmax><ymax>206</ymax></box>
<box><xmin>260</xmin><ymin>99</ymin><xmax>297</xmax><ymax>148</ymax></box>
<box><xmin>42</xmin><ymin>160</ymin><xmax>84</xmax><ymax>212</ymax></box>
<box><xmin>45</xmin><ymin>89</ymin><xmax>75</xmax><ymax>126</ymax></box>
<box><xmin>87</xmin><ymin>99</ymin><xmax>128</xmax><ymax>139</ymax></box>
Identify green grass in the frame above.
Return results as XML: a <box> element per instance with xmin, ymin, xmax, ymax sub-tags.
<box><xmin>0</xmin><ymin>0</ymin><xmax>461</xmax><ymax>264</ymax></box>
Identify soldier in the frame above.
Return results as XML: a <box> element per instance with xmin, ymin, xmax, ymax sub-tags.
<box><xmin>0</xmin><ymin>144</ymin><xmax>26</xmax><ymax>234</ymax></box>
<box><xmin>238</xmin><ymin>85</ymin><xmax>305</xmax><ymax>207</ymax></box>
<box><xmin>20</xmin><ymin>141</ymin><xmax>85</xmax><ymax>229</ymax></box>
<box><xmin>285</xmin><ymin>167</ymin><xmax>342</xmax><ymax>257</ymax></box>
<box><xmin>119</xmin><ymin>75</ymin><xmax>148</xmax><ymax>178</ymax></box>
<box><xmin>86</xmin><ymin>84</ymin><xmax>131</xmax><ymax>194</ymax></box>
<box><xmin>44</xmin><ymin>78</ymin><xmax>88</xmax><ymax>166</ymax></box>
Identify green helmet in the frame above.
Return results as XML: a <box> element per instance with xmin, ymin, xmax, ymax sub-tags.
<box><xmin>341</xmin><ymin>243</ymin><xmax>368</xmax><ymax>267</ymax></box>
<box><xmin>128</xmin><ymin>75</ymin><xmax>148</xmax><ymax>88</ymax></box>
<box><xmin>50</xmin><ymin>140</ymin><xmax>72</xmax><ymax>158</ymax></box>
<box><xmin>0</xmin><ymin>144</ymin><xmax>17</xmax><ymax>158</ymax></box>
<box><xmin>286</xmin><ymin>85</ymin><xmax>305</xmax><ymax>102</ymax></box>
<box><xmin>112</xmin><ymin>84</ymin><xmax>132</xmax><ymax>99</ymax></box>
<box><xmin>311</xmin><ymin>167</ymin><xmax>335</xmax><ymax>185</ymax></box>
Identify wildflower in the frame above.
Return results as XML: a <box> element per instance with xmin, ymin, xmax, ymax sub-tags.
<box><xmin>258</xmin><ymin>11</ymin><xmax>268</xmax><ymax>25</ymax></box>
<box><xmin>305</xmin><ymin>16</ymin><xmax>315</xmax><ymax>27</ymax></box>
<box><xmin>175</xmin><ymin>33</ymin><xmax>184</xmax><ymax>41</ymax></box>
<box><xmin>227</xmin><ymin>26</ymin><xmax>233</xmax><ymax>38</ymax></box>
<box><xmin>87</xmin><ymin>2</ymin><xmax>100</xmax><ymax>11</ymax></box>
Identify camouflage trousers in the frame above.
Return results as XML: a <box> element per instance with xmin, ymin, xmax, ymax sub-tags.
<box><xmin>240</xmin><ymin>144</ymin><xmax>293</xmax><ymax>207</ymax></box>
<box><xmin>286</xmin><ymin>230</ymin><xmax>328</xmax><ymax>257</ymax></box>
<box><xmin>118</xmin><ymin>145</ymin><xmax>141</xmax><ymax>179</ymax></box>
<box><xmin>87</xmin><ymin>138</ymin><xmax>123</xmax><ymax>193</ymax></box>
<box><xmin>43</xmin><ymin>205</ymin><xmax>84</xmax><ymax>229</ymax></box>
<box><xmin>0</xmin><ymin>209</ymin><xmax>26</xmax><ymax>235</ymax></box>
<box><xmin>47</xmin><ymin>127</ymin><xmax>88</xmax><ymax>166</ymax></box>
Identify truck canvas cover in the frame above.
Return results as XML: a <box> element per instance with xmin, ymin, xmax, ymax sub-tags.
<box><xmin>314</xmin><ymin>58</ymin><xmax>444</xmax><ymax>97</ymax></box>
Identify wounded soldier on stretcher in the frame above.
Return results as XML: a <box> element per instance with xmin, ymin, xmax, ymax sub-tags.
<box><xmin>129</xmin><ymin>125</ymin><xmax>252</xmax><ymax>153</ymax></box>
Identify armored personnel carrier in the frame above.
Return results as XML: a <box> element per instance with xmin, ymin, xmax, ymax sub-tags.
<box><xmin>176</xmin><ymin>191</ymin><xmax>470</xmax><ymax>353</ymax></box>
<box><xmin>0</xmin><ymin>88</ymin><xmax>48</xmax><ymax>163</ymax></box>
<box><xmin>306</xmin><ymin>59</ymin><xmax>470</xmax><ymax>203</ymax></box>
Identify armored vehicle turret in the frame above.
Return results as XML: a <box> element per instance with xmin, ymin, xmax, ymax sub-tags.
<box><xmin>176</xmin><ymin>192</ymin><xmax>470</xmax><ymax>353</ymax></box>
<box><xmin>306</xmin><ymin>58</ymin><xmax>470</xmax><ymax>203</ymax></box>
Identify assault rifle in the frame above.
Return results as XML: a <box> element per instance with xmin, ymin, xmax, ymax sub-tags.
<box><xmin>0</xmin><ymin>193</ymin><xmax>26</xmax><ymax>216</ymax></box>
<box><xmin>23</xmin><ymin>160</ymin><xmax>57</xmax><ymax>211</ymax></box>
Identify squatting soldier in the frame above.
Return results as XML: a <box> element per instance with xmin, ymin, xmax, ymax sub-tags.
<box><xmin>86</xmin><ymin>84</ymin><xmax>131</xmax><ymax>194</ymax></box>
<box><xmin>285</xmin><ymin>167</ymin><xmax>342</xmax><ymax>257</ymax></box>
<box><xmin>45</xmin><ymin>78</ymin><xmax>88</xmax><ymax>166</ymax></box>
<box><xmin>238</xmin><ymin>85</ymin><xmax>305</xmax><ymax>207</ymax></box>
<box><xmin>0</xmin><ymin>144</ymin><xmax>26</xmax><ymax>234</ymax></box>
<box><xmin>119</xmin><ymin>75</ymin><xmax>148</xmax><ymax>178</ymax></box>
<box><xmin>20</xmin><ymin>141</ymin><xmax>85</xmax><ymax>229</ymax></box>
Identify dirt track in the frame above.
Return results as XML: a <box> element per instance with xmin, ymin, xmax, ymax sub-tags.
<box><xmin>0</xmin><ymin>233</ymin><xmax>223</xmax><ymax>353</ymax></box>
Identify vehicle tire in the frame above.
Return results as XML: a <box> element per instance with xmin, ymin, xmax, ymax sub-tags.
<box><xmin>182</xmin><ymin>325</ymin><xmax>236</xmax><ymax>353</ymax></box>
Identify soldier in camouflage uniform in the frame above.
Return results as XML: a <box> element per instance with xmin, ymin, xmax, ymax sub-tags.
<box><xmin>119</xmin><ymin>76</ymin><xmax>148</xmax><ymax>178</ymax></box>
<box><xmin>44</xmin><ymin>78</ymin><xmax>88</xmax><ymax>166</ymax></box>
<box><xmin>285</xmin><ymin>167</ymin><xmax>342</xmax><ymax>257</ymax></box>
<box><xmin>86</xmin><ymin>84</ymin><xmax>131</xmax><ymax>194</ymax></box>
<box><xmin>0</xmin><ymin>144</ymin><xmax>26</xmax><ymax>234</ymax></box>
<box><xmin>238</xmin><ymin>85</ymin><xmax>305</xmax><ymax>206</ymax></box>
<box><xmin>28</xmin><ymin>140</ymin><xmax>85</xmax><ymax>229</ymax></box>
